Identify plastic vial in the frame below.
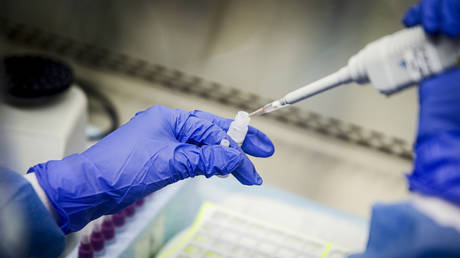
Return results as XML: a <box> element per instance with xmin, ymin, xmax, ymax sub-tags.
<box><xmin>135</xmin><ymin>198</ymin><xmax>145</xmax><ymax>207</ymax></box>
<box><xmin>225</xmin><ymin>111</ymin><xmax>250</xmax><ymax>146</ymax></box>
<box><xmin>218</xmin><ymin>111</ymin><xmax>250</xmax><ymax>178</ymax></box>
<box><xmin>124</xmin><ymin>203</ymin><xmax>136</xmax><ymax>222</ymax></box>
<box><xmin>101</xmin><ymin>216</ymin><xmax>115</xmax><ymax>245</ymax></box>
<box><xmin>90</xmin><ymin>222</ymin><xmax>105</xmax><ymax>257</ymax></box>
<box><xmin>78</xmin><ymin>234</ymin><xmax>94</xmax><ymax>258</ymax></box>
<box><xmin>112</xmin><ymin>212</ymin><xmax>126</xmax><ymax>233</ymax></box>
<box><xmin>134</xmin><ymin>198</ymin><xmax>145</xmax><ymax>213</ymax></box>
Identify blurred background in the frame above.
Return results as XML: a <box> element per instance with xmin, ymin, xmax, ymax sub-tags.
<box><xmin>1</xmin><ymin>0</ymin><xmax>418</xmax><ymax>141</ymax></box>
<box><xmin>0</xmin><ymin>0</ymin><xmax>419</xmax><ymax>256</ymax></box>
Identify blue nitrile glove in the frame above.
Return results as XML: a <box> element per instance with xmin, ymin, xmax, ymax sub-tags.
<box><xmin>403</xmin><ymin>0</ymin><xmax>460</xmax><ymax>37</ymax></box>
<box><xmin>402</xmin><ymin>0</ymin><xmax>460</xmax><ymax>206</ymax></box>
<box><xmin>349</xmin><ymin>203</ymin><xmax>460</xmax><ymax>258</ymax></box>
<box><xmin>351</xmin><ymin>8</ymin><xmax>460</xmax><ymax>258</ymax></box>
<box><xmin>28</xmin><ymin>106</ymin><xmax>274</xmax><ymax>233</ymax></box>
<box><xmin>407</xmin><ymin>67</ymin><xmax>460</xmax><ymax>206</ymax></box>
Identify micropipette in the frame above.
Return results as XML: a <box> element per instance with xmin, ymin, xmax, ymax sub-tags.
<box><xmin>250</xmin><ymin>26</ymin><xmax>460</xmax><ymax>117</ymax></box>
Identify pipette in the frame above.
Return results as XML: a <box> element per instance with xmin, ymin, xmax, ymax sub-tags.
<box><xmin>249</xmin><ymin>67</ymin><xmax>351</xmax><ymax>116</ymax></box>
<box><xmin>250</xmin><ymin>26</ymin><xmax>460</xmax><ymax>117</ymax></box>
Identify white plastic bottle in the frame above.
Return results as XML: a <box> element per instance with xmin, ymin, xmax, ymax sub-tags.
<box><xmin>222</xmin><ymin>111</ymin><xmax>250</xmax><ymax>147</ymax></box>
<box><xmin>218</xmin><ymin>111</ymin><xmax>250</xmax><ymax>178</ymax></box>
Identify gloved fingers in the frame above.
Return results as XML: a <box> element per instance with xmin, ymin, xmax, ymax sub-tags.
<box><xmin>403</xmin><ymin>4</ymin><xmax>422</xmax><ymax>27</ymax></box>
<box><xmin>184</xmin><ymin>143</ymin><xmax>263</xmax><ymax>185</ymax></box>
<box><xmin>177</xmin><ymin>114</ymin><xmax>235</xmax><ymax>147</ymax></box>
<box><xmin>177</xmin><ymin>144</ymin><xmax>243</xmax><ymax>177</ymax></box>
<box><xmin>231</xmin><ymin>155</ymin><xmax>263</xmax><ymax>186</ymax></box>
<box><xmin>441</xmin><ymin>0</ymin><xmax>460</xmax><ymax>37</ymax></box>
<box><xmin>196</xmin><ymin>144</ymin><xmax>263</xmax><ymax>185</ymax></box>
<box><xmin>190</xmin><ymin>110</ymin><xmax>275</xmax><ymax>158</ymax></box>
<box><xmin>241</xmin><ymin>128</ymin><xmax>275</xmax><ymax>158</ymax></box>
<box><xmin>421</xmin><ymin>0</ymin><xmax>442</xmax><ymax>34</ymax></box>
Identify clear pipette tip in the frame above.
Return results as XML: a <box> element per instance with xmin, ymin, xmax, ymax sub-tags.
<box><xmin>249</xmin><ymin>107</ymin><xmax>264</xmax><ymax>117</ymax></box>
<box><xmin>249</xmin><ymin>100</ymin><xmax>288</xmax><ymax>117</ymax></box>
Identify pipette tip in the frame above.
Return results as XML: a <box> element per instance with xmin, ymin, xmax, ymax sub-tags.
<box><xmin>249</xmin><ymin>107</ymin><xmax>264</xmax><ymax>117</ymax></box>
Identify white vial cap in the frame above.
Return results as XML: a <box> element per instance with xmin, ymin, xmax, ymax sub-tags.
<box><xmin>92</xmin><ymin>221</ymin><xmax>102</xmax><ymax>232</ymax></box>
<box><xmin>233</xmin><ymin>111</ymin><xmax>250</xmax><ymax>127</ymax></box>
<box><xmin>226</xmin><ymin>111</ymin><xmax>250</xmax><ymax>146</ymax></box>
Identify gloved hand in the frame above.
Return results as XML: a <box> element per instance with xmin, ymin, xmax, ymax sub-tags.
<box><xmin>403</xmin><ymin>0</ymin><xmax>460</xmax><ymax>37</ymax></box>
<box><xmin>353</xmin><ymin>68</ymin><xmax>460</xmax><ymax>258</ymax></box>
<box><xmin>28</xmin><ymin>106</ymin><xmax>274</xmax><ymax>233</ymax></box>
<box><xmin>402</xmin><ymin>0</ymin><xmax>460</xmax><ymax>206</ymax></box>
<box><xmin>407</xmin><ymin>68</ymin><xmax>460</xmax><ymax>206</ymax></box>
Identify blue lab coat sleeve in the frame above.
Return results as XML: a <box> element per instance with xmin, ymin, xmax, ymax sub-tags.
<box><xmin>0</xmin><ymin>167</ymin><xmax>65</xmax><ymax>258</ymax></box>
<box><xmin>349</xmin><ymin>203</ymin><xmax>460</xmax><ymax>258</ymax></box>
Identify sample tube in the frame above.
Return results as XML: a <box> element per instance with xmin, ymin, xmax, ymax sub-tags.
<box><xmin>78</xmin><ymin>234</ymin><xmax>94</xmax><ymax>258</ymax></box>
<box><xmin>225</xmin><ymin>111</ymin><xmax>250</xmax><ymax>146</ymax></box>
<box><xmin>101</xmin><ymin>216</ymin><xmax>115</xmax><ymax>245</ymax></box>
<box><xmin>218</xmin><ymin>111</ymin><xmax>250</xmax><ymax>178</ymax></box>
<box><xmin>123</xmin><ymin>203</ymin><xmax>136</xmax><ymax>222</ymax></box>
<box><xmin>135</xmin><ymin>198</ymin><xmax>145</xmax><ymax>207</ymax></box>
<box><xmin>112</xmin><ymin>212</ymin><xmax>126</xmax><ymax>233</ymax></box>
<box><xmin>90</xmin><ymin>222</ymin><xmax>105</xmax><ymax>257</ymax></box>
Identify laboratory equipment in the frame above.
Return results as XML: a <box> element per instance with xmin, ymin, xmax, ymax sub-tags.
<box><xmin>65</xmin><ymin>168</ymin><xmax>368</xmax><ymax>258</ymax></box>
<box><xmin>0</xmin><ymin>84</ymin><xmax>87</xmax><ymax>174</ymax></box>
<box><xmin>67</xmin><ymin>181</ymin><xmax>191</xmax><ymax>258</ymax></box>
<box><xmin>3</xmin><ymin>55</ymin><xmax>74</xmax><ymax>103</ymax></box>
<box><xmin>112</xmin><ymin>212</ymin><xmax>126</xmax><ymax>233</ymax></box>
<box><xmin>101</xmin><ymin>217</ymin><xmax>115</xmax><ymax>245</ymax></box>
<box><xmin>218</xmin><ymin>111</ymin><xmax>250</xmax><ymax>178</ymax></box>
<box><xmin>135</xmin><ymin>198</ymin><xmax>145</xmax><ymax>208</ymax></box>
<box><xmin>222</xmin><ymin>111</ymin><xmax>251</xmax><ymax>146</ymax></box>
<box><xmin>124</xmin><ymin>204</ymin><xmax>136</xmax><ymax>222</ymax></box>
<box><xmin>90</xmin><ymin>222</ymin><xmax>105</xmax><ymax>256</ymax></box>
<box><xmin>78</xmin><ymin>234</ymin><xmax>93</xmax><ymax>258</ymax></box>
<box><xmin>250</xmin><ymin>26</ymin><xmax>460</xmax><ymax>116</ymax></box>
<box><xmin>159</xmin><ymin>203</ymin><xmax>349</xmax><ymax>258</ymax></box>
<box><xmin>0</xmin><ymin>56</ymin><xmax>87</xmax><ymax>256</ymax></box>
